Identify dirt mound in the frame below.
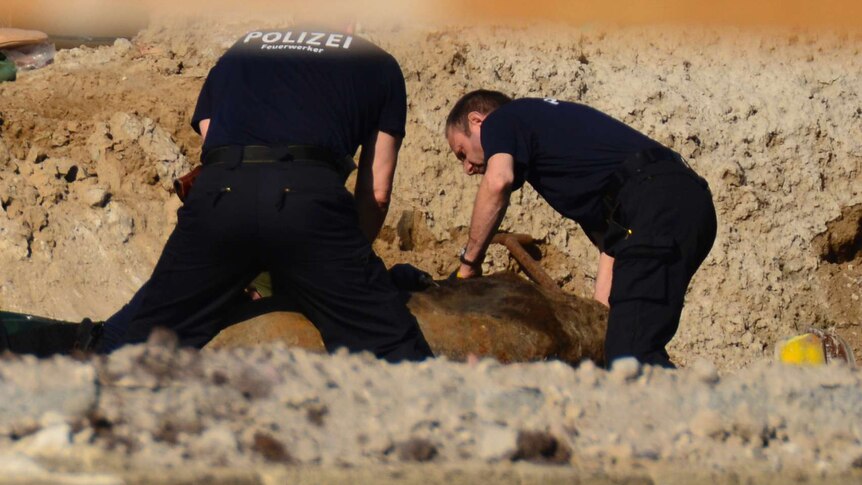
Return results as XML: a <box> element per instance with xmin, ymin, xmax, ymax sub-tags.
<box><xmin>0</xmin><ymin>19</ymin><xmax>860</xmax><ymax>370</ymax></box>
<box><xmin>2</xmin><ymin>344</ymin><xmax>862</xmax><ymax>482</ymax></box>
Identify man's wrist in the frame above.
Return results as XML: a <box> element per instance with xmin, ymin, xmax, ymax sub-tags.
<box><xmin>458</xmin><ymin>246</ymin><xmax>484</xmax><ymax>267</ymax></box>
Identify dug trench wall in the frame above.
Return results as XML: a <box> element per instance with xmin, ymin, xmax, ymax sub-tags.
<box><xmin>0</xmin><ymin>19</ymin><xmax>860</xmax><ymax>369</ymax></box>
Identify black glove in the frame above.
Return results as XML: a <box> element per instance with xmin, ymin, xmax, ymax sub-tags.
<box><xmin>389</xmin><ymin>264</ymin><xmax>438</xmax><ymax>292</ymax></box>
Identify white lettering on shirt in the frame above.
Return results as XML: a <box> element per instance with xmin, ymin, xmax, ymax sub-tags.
<box><xmin>262</xmin><ymin>32</ymin><xmax>281</xmax><ymax>43</ymax></box>
<box><xmin>306</xmin><ymin>32</ymin><xmax>325</xmax><ymax>46</ymax></box>
<box><xmin>261</xmin><ymin>44</ymin><xmax>324</xmax><ymax>54</ymax></box>
<box><xmin>245</xmin><ymin>31</ymin><xmax>355</xmax><ymax>52</ymax></box>
<box><xmin>243</xmin><ymin>32</ymin><xmax>263</xmax><ymax>43</ymax></box>
<box><xmin>326</xmin><ymin>34</ymin><xmax>343</xmax><ymax>48</ymax></box>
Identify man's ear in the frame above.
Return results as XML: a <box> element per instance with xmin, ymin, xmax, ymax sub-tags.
<box><xmin>467</xmin><ymin>111</ymin><xmax>486</xmax><ymax>127</ymax></box>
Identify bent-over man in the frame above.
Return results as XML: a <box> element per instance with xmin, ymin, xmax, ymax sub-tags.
<box><xmin>445</xmin><ymin>90</ymin><xmax>716</xmax><ymax>368</ymax></box>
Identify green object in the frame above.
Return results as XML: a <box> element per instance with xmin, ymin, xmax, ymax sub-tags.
<box><xmin>251</xmin><ymin>272</ymin><xmax>273</xmax><ymax>298</ymax></box>
<box><xmin>0</xmin><ymin>310</ymin><xmax>79</xmax><ymax>356</ymax></box>
<box><xmin>0</xmin><ymin>53</ymin><xmax>16</xmax><ymax>82</ymax></box>
<box><xmin>0</xmin><ymin>310</ymin><xmax>70</xmax><ymax>334</ymax></box>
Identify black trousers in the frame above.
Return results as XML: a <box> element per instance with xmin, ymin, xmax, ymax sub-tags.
<box><xmin>115</xmin><ymin>160</ymin><xmax>433</xmax><ymax>362</ymax></box>
<box><xmin>604</xmin><ymin>159</ymin><xmax>717</xmax><ymax>368</ymax></box>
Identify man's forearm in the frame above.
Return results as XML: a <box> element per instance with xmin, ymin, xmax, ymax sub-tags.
<box><xmin>463</xmin><ymin>179</ymin><xmax>511</xmax><ymax>263</ymax></box>
<box><xmin>355</xmin><ymin>131</ymin><xmax>399</xmax><ymax>242</ymax></box>
<box><xmin>199</xmin><ymin>119</ymin><xmax>210</xmax><ymax>141</ymax></box>
<box><xmin>456</xmin><ymin>153</ymin><xmax>515</xmax><ymax>278</ymax></box>
<box><xmin>356</xmin><ymin>191</ymin><xmax>388</xmax><ymax>242</ymax></box>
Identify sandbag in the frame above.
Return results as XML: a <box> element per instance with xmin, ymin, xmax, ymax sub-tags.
<box><xmin>0</xmin><ymin>28</ymin><xmax>48</xmax><ymax>49</ymax></box>
<box><xmin>2</xmin><ymin>1</ymin><xmax>147</xmax><ymax>41</ymax></box>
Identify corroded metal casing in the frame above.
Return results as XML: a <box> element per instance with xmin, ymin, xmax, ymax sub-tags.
<box><xmin>207</xmin><ymin>272</ymin><xmax>609</xmax><ymax>366</ymax></box>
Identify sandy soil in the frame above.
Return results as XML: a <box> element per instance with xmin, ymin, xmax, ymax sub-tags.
<box><xmin>0</xmin><ymin>15</ymin><xmax>861</xmax><ymax>482</ymax></box>
<box><xmin>1</xmin><ymin>342</ymin><xmax>862</xmax><ymax>483</ymax></box>
<box><xmin>1</xmin><ymin>18</ymin><xmax>860</xmax><ymax>369</ymax></box>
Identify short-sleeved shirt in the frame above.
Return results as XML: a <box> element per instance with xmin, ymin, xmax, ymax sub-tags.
<box><xmin>481</xmin><ymin>98</ymin><xmax>663</xmax><ymax>247</ymax></box>
<box><xmin>192</xmin><ymin>28</ymin><xmax>407</xmax><ymax>159</ymax></box>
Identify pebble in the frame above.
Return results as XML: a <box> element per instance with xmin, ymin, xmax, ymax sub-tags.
<box><xmin>17</xmin><ymin>423</ymin><xmax>72</xmax><ymax>453</ymax></box>
<box><xmin>0</xmin><ymin>453</ymin><xmax>47</xmax><ymax>475</ymax></box>
<box><xmin>188</xmin><ymin>425</ymin><xmax>239</xmax><ymax>459</ymax></box>
<box><xmin>476</xmin><ymin>425</ymin><xmax>518</xmax><ymax>461</ymax></box>
<box><xmin>692</xmin><ymin>359</ymin><xmax>720</xmax><ymax>385</ymax></box>
<box><xmin>690</xmin><ymin>409</ymin><xmax>726</xmax><ymax>439</ymax></box>
<box><xmin>609</xmin><ymin>357</ymin><xmax>641</xmax><ymax>383</ymax></box>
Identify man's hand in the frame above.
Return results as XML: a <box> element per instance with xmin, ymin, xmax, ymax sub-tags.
<box><xmin>456</xmin><ymin>262</ymin><xmax>482</xmax><ymax>279</ymax></box>
<box><xmin>448</xmin><ymin>263</ymin><xmax>482</xmax><ymax>280</ymax></box>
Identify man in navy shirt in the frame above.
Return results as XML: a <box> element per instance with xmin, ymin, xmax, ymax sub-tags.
<box><xmin>98</xmin><ymin>26</ymin><xmax>433</xmax><ymax>362</ymax></box>
<box><xmin>445</xmin><ymin>90</ymin><xmax>716</xmax><ymax>368</ymax></box>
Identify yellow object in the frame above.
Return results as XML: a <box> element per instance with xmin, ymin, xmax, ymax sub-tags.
<box><xmin>776</xmin><ymin>333</ymin><xmax>826</xmax><ymax>366</ymax></box>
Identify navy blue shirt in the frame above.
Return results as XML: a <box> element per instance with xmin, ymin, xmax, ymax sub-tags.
<box><xmin>192</xmin><ymin>28</ymin><xmax>407</xmax><ymax>159</ymax></box>
<box><xmin>481</xmin><ymin>98</ymin><xmax>663</xmax><ymax>247</ymax></box>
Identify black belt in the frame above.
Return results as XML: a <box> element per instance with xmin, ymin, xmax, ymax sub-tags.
<box><xmin>203</xmin><ymin>145</ymin><xmax>341</xmax><ymax>167</ymax></box>
<box><xmin>617</xmin><ymin>146</ymin><xmax>685</xmax><ymax>183</ymax></box>
<box><xmin>603</xmin><ymin>146</ymin><xmax>687</xmax><ymax>208</ymax></box>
